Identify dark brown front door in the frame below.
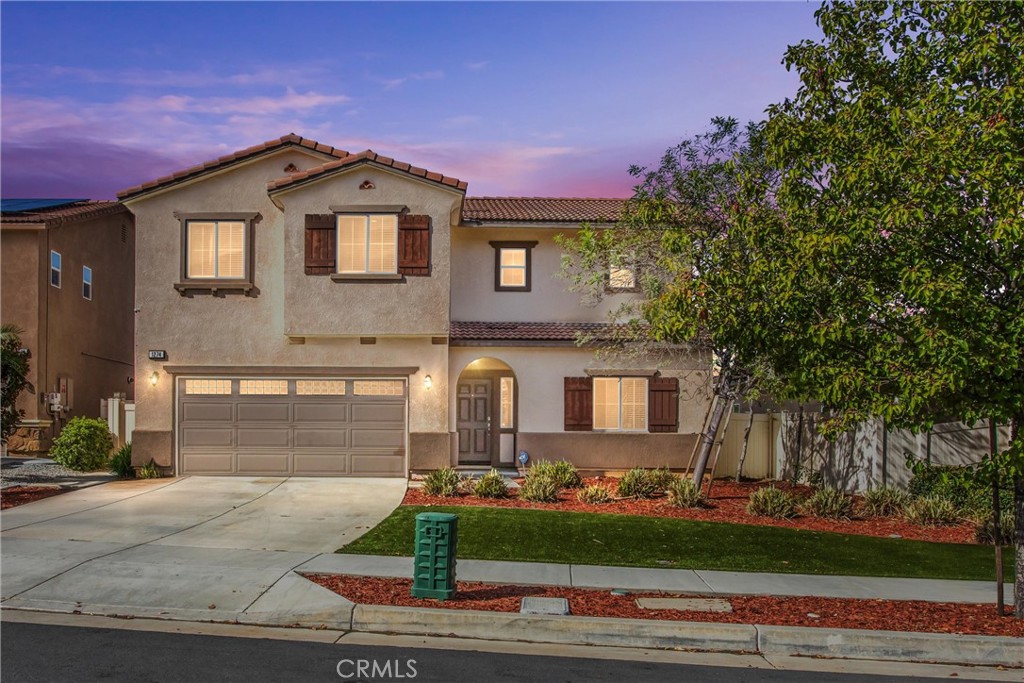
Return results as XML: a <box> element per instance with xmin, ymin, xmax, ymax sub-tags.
<box><xmin>457</xmin><ymin>378</ymin><xmax>492</xmax><ymax>464</ymax></box>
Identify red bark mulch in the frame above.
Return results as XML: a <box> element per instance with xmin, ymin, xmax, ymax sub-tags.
<box><xmin>1</xmin><ymin>485</ymin><xmax>69</xmax><ymax>509</ymax></box>
<box><xmin>305</xmin><ymin>573</ymin><xmax>1023</xmax><ymax>638</ymax></box>
<box><xmin>404</xmin><ymin>479</ymin><xmax>977</xmax><ymax>544</ymax></box>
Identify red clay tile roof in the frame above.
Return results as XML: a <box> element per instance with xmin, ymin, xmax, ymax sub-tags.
<box><xmin>266</xmin><ymin>150</ymin><xmax>468</xmax><ymax>193</ymax></box>
<box><xmin>1</xmin><ymin>200</ymin><xmax>128</xmax><ymax>226</ymax></box>
<box><xmin>117</xmin><ymin>134</ymin><xmax>348</xmax><ymax>200</ymax></box>
<box><xmin>462</xmin><ymin>197</ymin><xmax>625</xmax><ymax>224</ymax></box>
<box><xmin>450</xmin><ymin>321</ymin><xmax>614</xmax><ymax>342</ymax></box>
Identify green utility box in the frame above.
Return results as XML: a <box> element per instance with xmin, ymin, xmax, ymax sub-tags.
<box><xmin>411</xmin><ymin>512</ymin><xmax>459</xmax><ymax>600</ymax></box>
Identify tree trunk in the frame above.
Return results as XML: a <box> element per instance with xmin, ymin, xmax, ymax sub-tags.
<box><xmin>736</xmin><ymin>410</ymin><xmax>755</xmax><ymax>482</ymax></box>
<box><xmin>692</xmin><ymin>392</ymin><xmax>728</xmax><ymax>486</ymax></box>
<box><xmin>990</xmin><ymin>419</ymin><xmax>1003</xmax><ymax>614</ymax></box>
<box><xmin>1012</xmin><ymin>415</ymin><xmax>1022</xmax><ymax>619</ymax></box>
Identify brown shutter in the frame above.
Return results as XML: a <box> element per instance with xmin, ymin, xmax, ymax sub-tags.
<box><xmin>305</xmin><ymin>214</ymin><xmax>336</xmax><ymax>275</ymax></box>
<box><xmin>398</xmin><ymin>214</ymin><xmax>431</xmax><ymax>276</ymax></box>
<box><xmin>648</xmin><ymin>376</ymin><xmax>679</xmax><ymax>432</ymax></box>
<box><xmin>564</xmin><ymin>377</ymin><xmax>593</xmax><ymax>432</ymax></box>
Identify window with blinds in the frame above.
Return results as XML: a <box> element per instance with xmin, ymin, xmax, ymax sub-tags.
<box><xmin>338</xmin><ymin>214</ymin><xmax>398</xmax><ymax>274</ymax></box>
<box><xmin>186</xmin><ymin>220</ymin><xmax>245</xmax><ymax>279</ymax></box>
<box><xmin>593</xmin><ymin>377</ymin><xmax>647</xmax><ymax>431</ymax></box>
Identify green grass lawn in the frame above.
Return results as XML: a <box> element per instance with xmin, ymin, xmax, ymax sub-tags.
<box><xmin>339</xmin><ymin>505</ymin><xmax>1014</xmax><ymax>582</ymax></box>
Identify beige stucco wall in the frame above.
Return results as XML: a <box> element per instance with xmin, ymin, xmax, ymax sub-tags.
<box><xmin>1</xmin><ymin>227</ymin><xmax>42</xmax><ymax>422</ymax></box>
<box><xmin>451</xmin><ymin>226</ymin><xmax>636</xmax><ymax>323</ymax></box>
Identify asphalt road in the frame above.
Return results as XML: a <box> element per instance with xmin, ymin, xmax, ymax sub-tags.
<box><xmin>1</xmin><ymin>621</ymin><xmax>977</xmax><ymax>683</ymax></box>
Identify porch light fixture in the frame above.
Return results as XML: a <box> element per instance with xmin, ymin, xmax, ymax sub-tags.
<box><xmin>150</xmin><ymin>371</ymin><xmax>159</xmax><ymax>386</ymax></box>
<box><xmin>423</xmin><ymin>375</ymin><xmax>433</xmax><ymax>390</ymax></box>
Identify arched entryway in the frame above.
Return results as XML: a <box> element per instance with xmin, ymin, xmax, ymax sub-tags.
<box><xmin>455</xmin><ymin>358</ymin><xmax>517</xmax><ymax>467</ymax></box>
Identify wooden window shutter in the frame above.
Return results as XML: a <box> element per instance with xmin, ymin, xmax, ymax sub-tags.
<box><xmin>305</xmin><ymin>214</ymin><xmax>336</xmax><ymax>275</ymax></box>
<box><xmin>398</xmin><ymin>214</ymin><xmax>431</xmax><ymax>276</ymax></box>
<box><xmin>648</xmin><ymin>376</ymin><xmax>679</xmax><ymax>432</ymax></box>
<box><xmin>564</xmin><ymin>377</ymin><xmax>593</xmax><ymax>432</ymax></box>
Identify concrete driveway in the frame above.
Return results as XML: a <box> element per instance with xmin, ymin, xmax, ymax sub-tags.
<box><xmin>1</xmin><ymin>476</ymin><xmax>406</xmax><ymax>625</ymax></box>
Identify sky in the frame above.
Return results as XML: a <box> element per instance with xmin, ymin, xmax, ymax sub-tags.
<box><xmin>0</xmin><ymin>1</ymin><xmax>822</xmax><ymax>199</ymax></box>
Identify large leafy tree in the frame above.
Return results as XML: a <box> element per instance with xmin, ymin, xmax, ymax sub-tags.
<box><xmin>1</xmin><ymin>324</ymin><xmax>33</xmax><ymax>444</ymax></box>
<box><xmin>757</xmin><ymin>1</ymin><xmax>1023</xmax><ymax>615</ymax></box>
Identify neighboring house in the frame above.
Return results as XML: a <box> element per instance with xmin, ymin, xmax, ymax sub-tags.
<box><xmin>0</xmin><ymin>199</ymin><xmax>136</xmax><ymax>453</ymax></box>
<box><xmin>119</xmin><ymin>135</ymin><xmax>708</xmax><ymax>476</ymax></box>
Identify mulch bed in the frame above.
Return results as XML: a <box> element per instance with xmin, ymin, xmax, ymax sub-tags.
<box><xmin>305</xmin><ymin>573</ymin><xmax>1023</xmax><ymax>638</ymax></box>
<box><xmin>404</xmin><ymin>479</ymin><xmax>977</xmax><ymax>544</ymax></box>
<box><xmin>1</xmin><ymin>485</ymin><xmax>69</xmax><ymax>509</ymax></box>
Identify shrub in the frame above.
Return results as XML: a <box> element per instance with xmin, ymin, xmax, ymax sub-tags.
<box><xmin>803</xmin><ymin>488</ymin><xmax>854</xmax><ymax>519</ymax></box>
<box><xmin>861</xmin><ymin>486</ymin><xmax>909</xmax><ymax>517</ymax></box>
<box><xmin>746</xmin><ymin>486</ymin><xmax>799</xmax><ymax>519</ymax></box>
<box><xmin>422</xmin><ymin>467</ymin><xmax>464</xmax><ymax>497</ymax></box>
<box><xmin>666</xmin><ymin>478</ymin><xmax>705</xmax><ymax>508</ymax></box>
<box><xmin>109</xmin><ymin>443</ymin><xmax>133</xmax><ymax>478</ymax></box>
<box><xmin>648</xmin><ymin>467</ymin><xmax>681</xmax><ymax>493</ymax></box>
<box><xmin>530</xmin><ymin>460</ymin><xmax>582</xmax><ymax>489</ymax></box>
<box><xmin>519</xmin><ymin>474</ymin><xmax>560</xmax><ymax>502</ymax></box>
<box><xmin>577</xmin><ymin>484</ymin><xmax>613</xmax><ymax>504</ymax></box>
<box><xmin>975</xmin><ymin>514</ymin><xmax>1016</xmax><ymax>546</ymax></box>
<box><xmin>904</xmin><ymin>495</ymin><xmax>960</xmax><ymax>526</ymax></box>
<box><xmin>906</xmin><ymin>458</ymin><xmax>993</xmax><ymax>518</ymax></box>
<box><xmin>473</xmin><ymin>469</ymin><xmax>509</xmax><ymax>498</ymax></box>
<box><xmin>49</xmin><ymin>417</ymin><xmax>113</xmax><ymax>471</ymax></box>
<box><xmin>617</xmin><ymin>468</ymin><xmax>659</xmax><ymax>499</ymax></box>
<box><xmin>137</xmin><ymin>460</ymin><xmax>161</xmax><ymax>479</ymax></box>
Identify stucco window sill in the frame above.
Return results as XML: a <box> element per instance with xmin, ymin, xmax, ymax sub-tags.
<box><xmin>330</xmin><ymin>273</ymin><xmax>404</xmax><ymax>283</ymax></box>
<box><xmin>174</xmin><ymin>281</ymin><xmax>254</xmax><ymax>296</ymax></box>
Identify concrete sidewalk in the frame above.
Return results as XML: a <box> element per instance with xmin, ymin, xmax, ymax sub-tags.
<box><xmin>306</xmin><ymin>553</ymin><xmax>1013</xmax><ymax>604</ymax></box>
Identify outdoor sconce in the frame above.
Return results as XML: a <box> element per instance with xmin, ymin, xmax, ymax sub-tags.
<box><xmin>150</xmin><ymin>371</ymin><xmax>159</xmax><ymax>387</ymax></box>
<box><xmin>423</xmin><ymin>375</ymin><xmax>433</xmax><ymax>390</ymax></box>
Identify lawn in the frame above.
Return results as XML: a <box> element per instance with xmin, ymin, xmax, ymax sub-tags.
<box><xmin>339</xmin><ymin>505</ymin><xmax>1014</xmax><ymax>582</ymax></box>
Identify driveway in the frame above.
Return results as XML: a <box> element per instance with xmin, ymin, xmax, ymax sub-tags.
<box><xmin>0</xmin><ymin>476</ymin><xmax>406</xmax><ymax>625</ymax></box>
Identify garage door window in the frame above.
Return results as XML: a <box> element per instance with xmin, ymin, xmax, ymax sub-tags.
<box><xmin>296</xmin><ymin>380</ymin><xmax>346</xmax><ymax>395</ymax></box>
<box><xmin>185</xmin><ymin>379</ymin><xmax>232</xmax><ymax>395</ymax></box>
<box><xmin>239</xmin><ymin>379</ymin><xmax>288</xmax><ymax>395</ymax></box>
<box><xmin>353</xmin><ymin>380</ymin><xmax>404</xmax><ymax>396</ymax></box>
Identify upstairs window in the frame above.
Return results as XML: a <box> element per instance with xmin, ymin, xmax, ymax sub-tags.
<box><xmin>593</xmin><ymin>377</ymin><xmax>648</xmax><ymax>431</ymax></box>
<box><xmin>490</xmin><ymin>241</ymin><xmax>537</xmax><ymax>292</ymax></box>
<box><xmin>608</xmin><ymin>266</ymin><xmax>636</xmax><ymax>291</ymax></box>
<box><xmin>186</xmin><ymin>220</ymin><xmax>245</xmax><ymax>279</ymax></box>
<box><xmin>50</xmin><ymin>251</ymin><xmax>61</xmax><ymax>288</ymax></box>
<box><xmin>82</xmin><ymin>266</ymin><xmax>93</xmax><ymax>300</ymax></box>
<box><xmin>338</xmin><ymin>214</ymin><xmax>398</xmax><ymax>275</ymax></box>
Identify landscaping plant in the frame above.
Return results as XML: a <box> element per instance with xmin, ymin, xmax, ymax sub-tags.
<box><xmin>861</xmin><ymin>486</ymin><xmax>910</xmax><ymax>518</ymax></box>
<box><xmin>803</xmin><ymin>488</ymin><xmax>854</xmax><ymax>520</ymax></box>
<box><xmin>746</xmin><ymin>486</ymin><xmax>799</xmax><ymax>519</ymax></box>
<box><xmin>1</xmin><ymin>324</ymin><xmax>32</xmax><ymax>445</ymax></box>
<box><xmin>49</xmin><ymin>417</ymin><xmax>113</xmax><ymax>472</ymax></box>
<box><xmin>109</xmin><ymin>443</ymin><xmax>134</xmax><ymax>478</ymax></box>
<box><xmin>648</xmin><ymin>467</ymin><xmax>681</xmax><ymax>493</ymax></box>
<box><xmin>666</xmin><ymin>478</ymin><xmax>705</xmax><ymax>508</ymax></box>
<box><xmin>905</xmin><ymin>495</ymin><xmax>961</xmax><ymax>526</ymax></box>
<box><xmin>576</xmin><ymin>484</ymin><xmax>613</xmax><ymax>505</ymax></box>
<box><xmin>472</xmin><ymin>469</ymin><xmax>509</xmax><ymax>499</ymax></box>
<box><xmin>421</xmin><ymin>467</ymin><xmax>464</xmax><ymax>497</ymax></box>
<box><xmin>518</xmin><ymin>472</ymin><xmax>561</xmax><ymax>503</ymax></box>
<box><xmin>617</xmin><ymin>468</ymin><xmax>659</xmax><ymax>499</ymax></box>
<box><xmin>138</xmin><ymin>460</ymin><xmax>161</xmax><ymax>479</ymax></box>
<box><xmin>529</xmin><ymin>459</ymin><xmax>582</xmax><ymax>489</ymax></box>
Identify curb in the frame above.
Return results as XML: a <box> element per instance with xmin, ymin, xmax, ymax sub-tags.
<box><xmin>349</xmin><ymin>604</ymin><xmax>1023</xmax><ymax>668</ymax></box>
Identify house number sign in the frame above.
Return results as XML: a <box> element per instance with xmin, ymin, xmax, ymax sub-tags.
<box><xmin>148</xmin><ymin>350</ymin><xmax>168</xmax><ymax>361</ymax></box>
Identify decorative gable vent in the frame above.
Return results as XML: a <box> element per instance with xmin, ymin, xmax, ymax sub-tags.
<box><xmin>359</xmin><ymin>180</ymin><xmax>376</xmax><ymax>190</ymax></box>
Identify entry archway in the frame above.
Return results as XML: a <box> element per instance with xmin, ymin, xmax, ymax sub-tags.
<box><xmin>455</xmin><ymin>358</ymin><xmax>517</xmax><ymax>467</ymax></box>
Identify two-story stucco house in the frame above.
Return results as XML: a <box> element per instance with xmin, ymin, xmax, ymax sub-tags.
<box><xmin>119</xmin><ymin>134</ymin><xmax>707</xmax><ymax>476</ymax></box>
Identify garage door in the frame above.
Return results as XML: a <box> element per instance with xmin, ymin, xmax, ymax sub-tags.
<box><xmin>177</xmin><ymin>377</ymin><xmax>406</xmax><ymax>476</ymax></box>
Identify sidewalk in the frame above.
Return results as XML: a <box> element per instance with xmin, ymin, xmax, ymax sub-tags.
<box><xmin>302</xmin><ymin>553</ymin><xmax>1012</xmax><ymax>604</ymax></box>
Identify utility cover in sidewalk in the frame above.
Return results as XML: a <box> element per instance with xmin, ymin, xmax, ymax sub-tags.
<box><xmin>520</xmin><ymin>597</ymin><xmax>569</xmax><ymax>615</ymax></box>
<box><xmin>635</xmin><ymin>598</ymin><xmax>733</xmax><ymax>613</ymax></box>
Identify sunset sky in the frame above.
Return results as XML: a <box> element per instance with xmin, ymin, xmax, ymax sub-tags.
<box><xmin>1</xmin><ymin>2</ymin><xmax>821</xmax><ymax>199</ymax></box>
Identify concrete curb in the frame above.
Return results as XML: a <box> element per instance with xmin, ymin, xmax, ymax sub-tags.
<box><xmin>348</xmin><ymin>603</ymin><xmax>1022</xmax><ymax>668</ymax></box>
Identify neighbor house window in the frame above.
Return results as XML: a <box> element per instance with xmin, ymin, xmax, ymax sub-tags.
<box><xmin>593</xmin><ymin>377</ymin><xmax>647</xmax><ymax>431</ymax></box>
<box><xmin>490</xmin><ymin>241</ymin><xmax>537</xmax><ymax>291</ymax></box>
<box><xmin>499</xmin><ymin>376</ymin><xmax>515</xmax><ymax>429</ymax></box>
<box><xmin>50</xmin><ymin>251</ymin><xmax>61</xmax><ymax>288</ymax></box>
<box><xmin>82</xmin><ymin>266</ymin><xmax>93</xmax><ymax>300</ymax></box>
<box><xmin>338</xmin><ymin>214</ymin><xmax>398</xmax><ymax>274</ymax></box>
<box><xmin>608</xmin><ymin>266</ymin><xmax>636</xmax><ymax>291</ymax></box>
<box><xmin>174</xmin><ymin>212</ymin><xmax>259</xmax><ymax>294</ymax></box>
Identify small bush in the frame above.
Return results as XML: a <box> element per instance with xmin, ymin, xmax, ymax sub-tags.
<box><xmin>904</xmin><ymin>495</ymin><xmax>960</xmax><ymax>526</ymax></box>
<box><xmin>50</xmin><ymin>417</ymin><xmax>113</xmax><ymax>472</ymax></box>
<box><xmin>747</xmin><ymin>486</ymin><xmax>799</xmax><ymax>519</ymax></box>
<box><xmin>530</xmin><ymin>460</ymin><xmax>582</xmax><ymax>489</ymax></box>
<box><xmin>906</xmin><ymin>458</ymin><xmax>994</xmax><ymax>518</ymax></box>
<box><xmin>803</xmin><ymin>488</ymin><xmax>854</xmax><ymax>519</ymax></box>
<box><xmin>648</xmin><ymin>467</ymin><xmax>681</xmax><ymax>493</ymax></box>
<box><xmin>109</xmin><ymin>443</ymin><xmax>133</xmax><ymax>478</ymax></box>
<box><xmin>473</xmin><ymin>469</ymin><xmax>509</xmax><ymax>498</ymax></box>
<box><xmin>422</xmin><ymin>467</ymin><xmax>464</xmax><ymax>497</ymax></box>
<box><xmin>861</xmin><ymin>486</ymin><xmax>909</xmax><ymax>517</ymax></box>
<box><xmin>975</xmin><ymin>514</ymin><xmax>1016</xmax><ymax>546</ymax></box>
<box><xmin>519</xmin><ymin>474</ymin><xmax>560</xmax><ymax>502</ymax></box>
<box><xmin>617</xmin><ymin>468</ymin><xmax>659</xmax><ymax>499</ymax></box>
<box><xmin>137</xmin><ymin>460</ymin><xmax>161</xmax><ymax>479</ymax></box>
<box><xmin>666</xmin><ymin>478</ymin><xmax>705</xmax><ymax>508</ymax></box>
<box><xmin>577</xmin><ymin>484</ymin><xmax>613</xmax><ymax>504</ymax></box>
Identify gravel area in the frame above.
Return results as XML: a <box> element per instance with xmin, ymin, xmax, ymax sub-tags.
<box><xmin>0</xmin><ymin>459</ymin><xmax>113</xmax><ymax>489</ymax></box>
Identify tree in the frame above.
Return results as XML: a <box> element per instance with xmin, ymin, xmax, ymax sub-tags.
<box><xmin>1</xmin><ymin>324</ymin><xmax>33</xmax><ymax>444</ymax></box>
<box><xmin>757</xmin><ymin>1</ymin><xmax>1023</xmax><ymax>616</ymax></box>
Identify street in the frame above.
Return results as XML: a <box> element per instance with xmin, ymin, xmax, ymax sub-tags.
<box><xmin>0</xmin><ymin>618</ymin><xmax>997</xmax><ymax>683</ymax></box>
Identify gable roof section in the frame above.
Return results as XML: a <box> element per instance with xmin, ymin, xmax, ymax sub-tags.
<box><xmin>462</xmin><ymin>197</ymin><xmax>625</xmax><ymax>224</ymax></box>
<box><xmin>117</xmin><ymin>134</ymin><xmax>348</xmax><ymax>201</ymax></box>
<box><xmin>266</xmin><ymin>149</ymin><xmax>468</xmax><ymax>195</ymax></box>
<box><xmin>1</xmin><ymin>199</ymin><xmax>127</xmax><ymax>226</ymax></box>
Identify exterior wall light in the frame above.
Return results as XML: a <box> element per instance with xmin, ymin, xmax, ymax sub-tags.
<box><xmin>423</xmin><ymin>375</ymin><xmax>432</xmax><ymax>390</ymax></box>
<box><xmin>150</xmin><ymin>371</ymin><xmax>159</xmax><ymax>386</ymax></box>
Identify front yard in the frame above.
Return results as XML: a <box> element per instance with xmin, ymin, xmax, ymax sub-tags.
<box><xmin>339</xmin><ymin>505</ymin><xmax>1014</xmax><ymax>582</ymax></box>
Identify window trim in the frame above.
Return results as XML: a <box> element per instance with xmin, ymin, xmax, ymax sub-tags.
<box><xmin>82</xmin><ymin>265</ymin><xmax>92</xmax><ymax>300</ymax></box>
<box><xmin>50</xmin><ymin>250</ymin><xmax>62</xmax><ymax>289</ymax></box>
<box><xmin>592</xmin><ymin>376</ymin><xmax>648</xmax><ymax>432</ymax></box>
<box><xmin>335</xmin><ymin>212</ymin><xmax>400</xmax><ymax>276</ymax></box>
<box><xmin>490</xmin><ymin>241</ymin><xmax>538</xmax><ymax>292</ymax></box>
<box><xmin>173</xmin><ymin>212</ymin><xmax>259</xmax><ymax>296</ymax></box>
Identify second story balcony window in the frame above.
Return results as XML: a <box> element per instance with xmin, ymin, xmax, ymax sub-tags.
<box><xmin>338</xmin><ymin>214</ymin><xmax>398</xmax><ymax>275</ymax></box>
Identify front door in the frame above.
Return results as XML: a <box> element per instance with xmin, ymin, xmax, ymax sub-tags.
<box><xmin>456</xmin><ymin>378</ymin><xmax>492</xmax><ymax>464</ymax></box>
